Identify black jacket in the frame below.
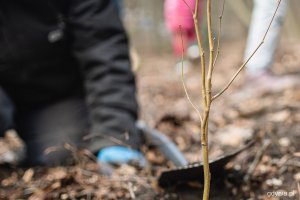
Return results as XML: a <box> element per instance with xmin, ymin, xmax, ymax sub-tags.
<box><xmin>0</xmin><ymin>0</ymin><xmax>141</xmax><ymax>150</ymax></box>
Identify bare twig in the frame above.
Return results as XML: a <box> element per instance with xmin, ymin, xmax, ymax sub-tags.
<box><xmin>212</xmin><ymin>0</ymin><xmax>226</xmax><ymax>71</ymax></box>
<box><xmin>285</xmin><ymin>160</ymin><xmax>300</xmax><ymax>168</ymax></box>
<box><xmin>182</xmin><ymin>0</ymin><xmax>195</xmax><ymax>15</ymax></box>
<box><xmin>179</xmin><ymin>26</ymin><xmax>203</xmax><ymax>123</ymax></box>
<box><xmin>127</xmin><ymin>182</ymin><xmax>136</xmax><ymax>199</ymax></box>
<box><xmin>83</xmin><ymin>133</ymin><xmax>131</xmax><ymax>148</ymax></box>
<box><xmin>212</xmin><ymin>0</ymin><xmax>282</xmax><ymax>101</ymax></box>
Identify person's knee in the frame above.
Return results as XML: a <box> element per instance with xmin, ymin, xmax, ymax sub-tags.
<box><xmin>23</xmin><ymin>133</ymin><xmax>86</xmax><ymax>166</ymax></box>
<box><xmin>24</xmin><ymin>145</ymin><xmax>74</xmax><ymax>166</ymax></box>
<box><xmin>17</xmin><ymin>97</ymin><xmax>89</xmax><ymax>166</ymax></box>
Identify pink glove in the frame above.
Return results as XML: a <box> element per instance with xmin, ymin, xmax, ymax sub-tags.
<box><xmin>164</xmin><ymin>0</ymin><xmax>203</xmax><ymax>57</ymax></box>
<box><xmin>164</xmin><ymin>0</ymin><xmax>202</xmax><ymax>33</ymax></box>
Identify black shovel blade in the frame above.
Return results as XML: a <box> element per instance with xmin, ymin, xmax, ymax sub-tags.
<box><xmin>158</xmin><ymin>140</ymin><xmax>255</xmax><ymax>187</ymax></box>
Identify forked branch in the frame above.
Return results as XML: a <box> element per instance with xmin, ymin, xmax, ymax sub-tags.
<box><xmin>183</xmin><ymin>0</ymin><xmax>208</xmax><ymax>107</ymax></box>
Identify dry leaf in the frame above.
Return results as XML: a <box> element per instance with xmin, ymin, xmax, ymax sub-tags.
<box><xmin>22</xmin><ymin>168</ymin><xmax>34</xmax><ymax>183</ymax></box>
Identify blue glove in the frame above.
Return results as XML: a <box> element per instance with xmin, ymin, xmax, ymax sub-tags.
<box><xmin>97</xmin><ymin>146</ymin><xmax>146</xmax><ymax>167</ymax></box>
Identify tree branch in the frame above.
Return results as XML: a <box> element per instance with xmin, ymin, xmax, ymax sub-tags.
<box><xmin>212</xmin><ymin>0</ymin><xmax>226</xmax><ymax>71</ymax></box>
<box><xmin>179</xmin><ymin>26</ymin><xmax>203</xmax><ymax>123</ymax></box>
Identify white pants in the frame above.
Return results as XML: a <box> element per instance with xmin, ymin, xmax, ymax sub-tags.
<box><xmin>244</xmin><ymin>0</ymin><xmax>288</xmax><ymax>74</ymax></box>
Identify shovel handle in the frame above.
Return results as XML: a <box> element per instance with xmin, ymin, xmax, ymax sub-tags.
<box><xmin>137</xmin><ymin>121</ymin><xmax>188</xmax><ymax>167</ymax></box>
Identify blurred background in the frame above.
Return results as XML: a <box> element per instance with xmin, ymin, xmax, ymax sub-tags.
<box><xmin>123</xmin><ymin>0</ymin><xmax>300</xmax><ymax>55</ymax></box>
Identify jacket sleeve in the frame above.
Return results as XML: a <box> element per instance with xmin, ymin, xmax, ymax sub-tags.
<box><xmin>65</xmin><ymin>0</ymin><xmax>142</xmax><ymax>151</ymax></box>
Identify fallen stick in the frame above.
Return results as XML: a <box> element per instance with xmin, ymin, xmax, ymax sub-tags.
<box><xmin>244</xmin><ymin>139</ymin><xmax>271</xmax><ymax>182</ymax></box>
